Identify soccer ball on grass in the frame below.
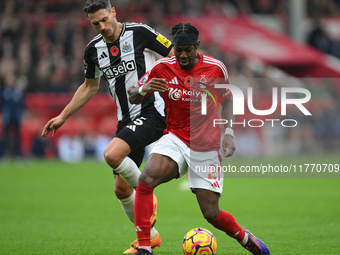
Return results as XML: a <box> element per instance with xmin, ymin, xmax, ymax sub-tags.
<box><xmin>182</xmin><ymin>227</ymin><xmax>217</xmax><ymax>255</ymax></box>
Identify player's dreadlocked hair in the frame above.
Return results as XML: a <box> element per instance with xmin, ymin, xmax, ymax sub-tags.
<box><xmin>170</xmin><ymin>23</ymin><xmax>199</xmax><ymax>37</ymax></box>
<box><xmin>83</xmin><ymin>0</ymin><xmax>112</xmax><ymax>16</ymax></box>
<box><xmin>170</xmin><ymin>23</ymin><xmax>199</xmax><ymax>46</ymax></box>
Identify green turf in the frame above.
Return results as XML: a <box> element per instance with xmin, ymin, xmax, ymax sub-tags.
<box><xmin>1</xmin><ymin>155</ymin><xmax>340</xmax><ymax>254</ymax></box>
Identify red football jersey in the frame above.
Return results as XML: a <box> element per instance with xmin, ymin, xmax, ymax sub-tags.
<box><xmin>137</xmin><ymin>53</ymin><xmax>231</xmax><ymax>152</ymax></box>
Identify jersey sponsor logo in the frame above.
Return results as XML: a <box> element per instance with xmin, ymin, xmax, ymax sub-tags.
<box><xmin>156</xmin><ymin>33</ymin><xmax>171</xmax><ymax>48</ymax></box>
<box><xmin>102</xmin><ymin>60</ymin><xmax>136</xmax><ymax>79</ymax></box>
<box><xmin>168</xmin><ymin>88</ymin><xmax>182</xmax><ymax>101</ymax></box>
<box><xmin>110</xmin><ymin>46</ymin><xmax>119</xmax><ymax>56</ymax></box>
<box><xmin>168</xmin><ymin>77</ymin><xmax>179</xmax><ymax>85</ymax></box>
<box><xmin>182</xmin><ymin>89</ymin><xmax>205</xmax><ymax>97</ymax></box>
<box><xmin>122</xmin><ymin>42</ymin><xmax>133</xmax><ymax>53</ymax></box>
<box><xmin>168</xmin><ymin>87</ymin><xmax>211</xmax><ymax>102</ymax></box>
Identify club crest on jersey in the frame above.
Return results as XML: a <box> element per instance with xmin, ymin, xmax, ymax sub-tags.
<box><xmin>122</xmin><ymin>42</ymin><xmax>133</xmax><ymax>53</ymax></box>
<box><xmin>110</xmin><ymin>46</ymin><xmax>119</xmax><ymax>56</ymax></box>
<box><xmin>199</xmin><ymin>75</ymin><xmax>207</xmax><ymax>88</ymax></box>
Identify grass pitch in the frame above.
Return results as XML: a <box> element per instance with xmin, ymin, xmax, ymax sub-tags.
<box><xmin>1</xmin><ymin>154</ymin><xmax>340</xmax><ymax>254</ymax></box>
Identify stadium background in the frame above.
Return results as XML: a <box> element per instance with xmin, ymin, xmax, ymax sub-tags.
<box><xmin>1</xmin><ymin>1</ymin><xmax>340</xmax><ymax>254</ymax></box>
<box><xmin>1</xmin><ymin>0</ymin><xmax>340</xmax><ymax>159</ymax></box>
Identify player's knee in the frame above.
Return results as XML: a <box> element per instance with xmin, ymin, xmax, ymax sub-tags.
<box><xmin>202</xmin><ymin>207</ymin><xmax>219</xmax><ymax>222</ymax></box>
<box><xmin>104</xmin><ymin>147</ymin><xmax>123</xmax><ymax>168</ymax></box>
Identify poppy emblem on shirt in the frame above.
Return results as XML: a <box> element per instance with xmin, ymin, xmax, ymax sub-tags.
<box><xmin>110</xmin><ymin>46</ymin><xmax>119</xmax><ymax>56</ymax></box>
<box><xmin>184</xmin><ymin>76</ymin><xmax>193</xmax><ymax>87</ymax></box>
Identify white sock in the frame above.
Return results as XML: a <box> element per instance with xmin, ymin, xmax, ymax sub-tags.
<box><xmin>138</xmin><ymin>246</ymin><xmax>152</xmax><ymax>253</ymax></box>
<box><xmin>114</xmin><ymin>157</ymin><xmax>140</xmax><ymax>188</ymax></box>
<box><xmin>119</xmin><ymin>190</ymin><xmax>158</xmax><ymax>239</ymax></box>
<box><xmin>119</xmin><ymin>190</ymin><xmax>135</xmax><ymax>223</ymax></box>
<box><xmin>240</xmin><ymin>232</ymin><xmax>249</xmax><ymax>245</ymax></box>
<box><xmin>150</xmin><ymin>227</ymin><xmax>158</xmax><ymax>239</ymax></box>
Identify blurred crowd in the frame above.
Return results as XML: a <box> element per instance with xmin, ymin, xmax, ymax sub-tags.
<box><xmin>1</xmin><ymin>0</ymin><xmax>340</xmax><ymax>160</ymax></box>
<box><xmin>1</xmin><ymin>0</ymin><xmax>340</xmax><ymax>93</ymax></box>
<box><xmin>307</xmin><ymin>17</ymin><xmax>340</xmax><ymax>58</ymax></box>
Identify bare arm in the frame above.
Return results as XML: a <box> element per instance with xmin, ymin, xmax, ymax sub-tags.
<box><xmin>154</xmin><ymin>48</ymin><xmax>174</xmax><ymax>60</ymax></box>
<box><xmin>41</xmin><ymin>77</ymin><xmax>100</xmax><ymax>137</ymax></box>
<box><xmin>221</xmin><ymin>97</ymin><xmax>235</xmax><ymax>157</ymax></box>
<box><xmin>128</xmin><ymin>78</ymin><xmax>168</xmax><ymax>105</ymax></box>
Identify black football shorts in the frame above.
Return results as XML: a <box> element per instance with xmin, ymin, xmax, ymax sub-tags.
<box><xmin>113</xmin><ymin>114</ymin><xmax>166</xmax><ymax>171</ymax></box>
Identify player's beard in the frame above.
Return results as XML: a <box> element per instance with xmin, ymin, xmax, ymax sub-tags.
<box><xmin>102</xmin><ymin>28</ymin><xmax>112</xmax><ymax>38</ymax></box>
<box><xmin>178</xmin><ymin>59</ymin><xmax>191</xmax><ymax>69</ymax></box>
<box><xmin>180</xmin><ymin>64</ymin><xmax>190</xmax><ymax>70</ymax></box>
<box><xmin>101</xmin><ymin>21</ymin><xmax>117</xmax><ymax>41</ymax></box>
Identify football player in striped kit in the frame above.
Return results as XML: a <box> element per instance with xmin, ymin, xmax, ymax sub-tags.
<box><xmin>41</xmin><ymin>0</ymin><xmax>173</xmax><ymax>253</ymax></box>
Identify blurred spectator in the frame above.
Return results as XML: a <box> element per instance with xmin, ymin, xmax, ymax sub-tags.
<box><xmin>0</xmin><ymin>38</ymin><xmax>16</xmax><ymax>79</ymax></box>
<box><xmin>282</xmin><ymin>78</ymin><xmax>340</xmax><ymax>155</ymax></box>
<box><xmin>0</xmin><ymin>73</ymin><xmax>26</xmax><ymax>158</ymax></box>
<box><xmin>250</xmin><ymin>0</ymin><xmax>276</xmax><ymax>14</ymax></box>
<box><xmin>57</xmin><ymin>133</ymin><xmax>85</xmax><ymax>163</ymax></box>
<box><xmin>93</xmin><ymin>132</ymin><xmax>111</xmax><ymax>162</ymax></box>
<box><xmin>234</xmin><ymin>128</ymin><xmax>263</xmax><ymax>158</ymax></box>
<box><xmin>83</xmin><ymin>129</ymin><xmax>96</xmax><ymax>158</ymax></box>
<box><xmin>307</xmin><ymin>0</ymin><xmax>340</xmax><ymax>17</ymax></box>
<box><xmin>307</xmin><ymin>19</ymin><xmax>333</xmax><ymax>54</ymax></box>
<box><xmin>31</xmin><ymin>133</ymin><xmax>54</xmax><ymax>158</ymax></box>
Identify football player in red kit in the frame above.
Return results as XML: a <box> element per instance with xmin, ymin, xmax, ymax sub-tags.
<box><xmin>128</xmin><ymin>23</ymin><xmax>270</xmax><ymax>255</ymax></box>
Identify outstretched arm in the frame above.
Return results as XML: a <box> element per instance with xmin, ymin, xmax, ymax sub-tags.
<box><xmin>128</xmin><ymin>78</ymin><xmax>168</xmax><ymax>105</ymax></box>
<box><xmin>41</xmin><ymin>77</ymin><xmax>100</xmax><ymax>137</ymax></box>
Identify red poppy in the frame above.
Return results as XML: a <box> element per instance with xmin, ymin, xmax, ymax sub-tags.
<box><xmin>110</xmin><ymin>46</ymin><xmax>119</xmax><ymax>56</ymax></box>
<box><xmin>184</xmin><ymin>76</ymin><xmax>193</xmax><ymax>87</ymax></box>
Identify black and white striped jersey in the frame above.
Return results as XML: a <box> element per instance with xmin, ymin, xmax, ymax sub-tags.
<box><xmin>84</xmin><ymin>22</ymin><xmax>173</xmax><ymax>123</ymax></box>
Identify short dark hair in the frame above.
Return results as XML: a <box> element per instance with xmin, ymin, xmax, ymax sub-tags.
<box><xmin>83</xmin><ymin>0</ymin><xmax>112</xmax><ymax>16</ymax></box>
<box><xmin>170</xmin><ymin>23</ymin><xmax>199</xmax><ymax>38</ymax></box>
<box><xmin>170</xmin><ymin>23</ymin><xmax>199</xmax><ymax>46</ymax></box>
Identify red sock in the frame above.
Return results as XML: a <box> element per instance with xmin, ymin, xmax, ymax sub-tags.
<box><xmin>134</xmin><ymin>182</ymin><xmax>154</xmax><ymax>247</ymax></box>
<box><xmin>209</xmin><ymin>210</ymin><xmax>245</xmax><ymax>242</ymax></box>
